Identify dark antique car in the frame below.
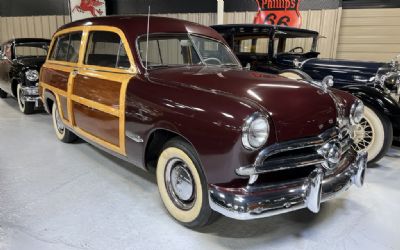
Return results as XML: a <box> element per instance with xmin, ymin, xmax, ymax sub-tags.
<box><xmin>212</xmin><ymin>24</ymin><xmax>400</xmax><ymax>163</ymax></box>
<box><xmin>0</xmin><ymin>38</ymin><xmax>50</xmax><ymax>114</ymax></box>
<box><xmin>39</xmin><ymin>16</ymin><xmax>366</xmax><ymax>228</ymax></box>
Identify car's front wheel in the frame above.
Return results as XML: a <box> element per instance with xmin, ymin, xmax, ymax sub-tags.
<box><xmin>17</xmin><ymin>84</ymin><xmax>34</xmax><ymax>114</ymax></box>
<box><xmin>352</xmin><ymin>105</ymin><xmax>393</xmax><ymax>163</ymax></box>
<box><xmin>156</xmin><ymin>138</ymin><xmax>217</xmax><ymax>228</ymax></box>
<box><xmin>51</xmin><ymin>103</ymin><xmax>77</xmax><ymax>143</ymax></box>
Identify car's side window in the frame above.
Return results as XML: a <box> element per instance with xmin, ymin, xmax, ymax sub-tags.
<box><xmin>238</xmin><ymin>39</ymin><xmax>252</xmax><ymax>53</ymax></box>
<box><xmin>255</xmin><ymin>38</ymin><xmax>269</xmax><ymax>54</ymax></box>
<box><xmin>84</xmin><ymin>31</ymin><xmax>130</xmax><ymax>69</ymax></box>
<box><xmin>49</xmin><ymin>32</ymin><xmax>82</xmax><ymax>63</ymax></box>
<box><xmin>236</xmin><ymin>38</ymin><xmax>269</xmax><ymax>54</ymax></box>
<box><xmin>3</xmin><ymin>44</ymin><xmax>13</xmax><ymax>59</ymax></box>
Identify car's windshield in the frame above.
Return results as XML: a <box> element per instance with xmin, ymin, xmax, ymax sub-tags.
<box><xmin>15</xmin><ymin>43</ymin><xmax>48</xmax><ymax>58</ymax></box>
<box><xmin>137</xmin><ymin>34</ymin><xmax>240</xmax><ymax>68</ymax></box>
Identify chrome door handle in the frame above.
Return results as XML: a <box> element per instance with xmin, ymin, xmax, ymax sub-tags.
<box><xmin>71</xmin><ymin>69</ymin><xmax>79</xmax><ymax>76</ymax></box>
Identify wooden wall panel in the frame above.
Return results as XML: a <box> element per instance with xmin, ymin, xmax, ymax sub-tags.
<box><xmin>0</xmin><ymin>15</ymin><xmax>68</xmax><ymax>43</ymax></box>
<box><xmin>1</xmin><ymin>11</ymin><xmax>340</xmax><ymax>59</ymax></box>
<box><xmin>154</xmin><ymin>13</ymin><xmax>217</xmax><ymax>26</ymax></box>
<box><xmin>337</xmin><ymin>8</ymin><xmax>400</xmax><ymax>62</ymax></box>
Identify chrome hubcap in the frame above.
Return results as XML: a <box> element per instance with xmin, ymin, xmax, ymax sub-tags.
<box><xmin>352</xmin><ymin>118</ymin><xmax>373</xmax><ymax>151</ymax></box>
<box><xmin>18</xmin><ymin>88</ymin><xmax>25</xmax><ymax>108</ymax></box>
<box><xmin>165</xmin><ymin>158</ymin><xmax>195</xmax><ymax>210</ymax></box>
<box><xmin>54</xmin><ymin>108</ymin><xmax>65</xmax><ymax>133</ymax></box>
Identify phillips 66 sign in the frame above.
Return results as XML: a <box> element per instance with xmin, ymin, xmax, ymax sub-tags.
<box><xmin>254</xmin><ymin>0</ymin><xmax>302</xmax><ymax>28</ymax></box>
<box><xmin>69</xmin><ymin>0</ymin><xmax>107</xmax><ymax>21</ymax></box>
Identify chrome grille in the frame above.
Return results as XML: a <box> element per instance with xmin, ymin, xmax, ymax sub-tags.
<box><xmin>236</xmin><ymin>127</ymin><xmax>353</xmax><ymax>177</ymax></box>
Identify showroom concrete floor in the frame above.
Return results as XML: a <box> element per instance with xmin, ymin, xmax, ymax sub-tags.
<box><xmin>0</xmin><ymin>97</ymin><xmax>399</xmax><ymax>250</ymax></box>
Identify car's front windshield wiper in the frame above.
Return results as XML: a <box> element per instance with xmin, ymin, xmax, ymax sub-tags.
<box><xmin>220</xmin><ymin>63</ymin><xmax>240</xmax><ymax>67</ymax></box>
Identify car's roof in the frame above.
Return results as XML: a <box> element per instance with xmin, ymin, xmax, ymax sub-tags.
<box><xmin>58</xmin><ymin>15</ymin><xmax>224</xmax><ymax>41</ymax></box>
<box><xmin>4</xmin><ymin>38</ymin><xmax>51</xmax><ymax>45</ymax></box>
<box><xmin>211</xmin><ymin>24</ymin><xmax>319</xmax><ymax>37</ymax></box>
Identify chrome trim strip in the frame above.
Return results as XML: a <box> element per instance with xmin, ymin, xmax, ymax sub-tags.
<box><xmin>125</xmin><ymin>131</ymin><xmax>144</xmax><ymax>143</ymax></box>
<box><xmin>236</xmin><ymin>127</ymin><xmax>340</xmax><ymax>176</ymax></box>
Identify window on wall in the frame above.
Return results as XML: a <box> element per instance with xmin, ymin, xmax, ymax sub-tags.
<box><xmin>84</xmin><ymin>31</ymin><xmax>130</xmax><ymax>69</ymax></box>
<box><xmin>49</xmin><ymin>32</ymin><xmax>82</xmax><ymax>63</ymax></box>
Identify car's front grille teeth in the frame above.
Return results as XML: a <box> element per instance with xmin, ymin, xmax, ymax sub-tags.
<box><xmin>251</xmin><ymin>129</ymin><xmax>354</xmax><ymax>185</ymax></box>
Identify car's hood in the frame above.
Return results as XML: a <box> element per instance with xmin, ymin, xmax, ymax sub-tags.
<box><xmin>15</xmin><ymin>56</ymin><xmax>46</xmax><ymax>68</ymax></box>
<box><xmin>301</xmin><ymin>58</ymin><xmax>385</xmax><ymax>85</ymax></box>
<box><xmin>149</xmin><ymin>66</ymin><xmax>338</xmax><ymax>142</ymax></box>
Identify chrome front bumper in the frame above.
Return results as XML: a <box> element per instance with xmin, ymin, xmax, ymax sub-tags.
<box><xmin>20</xmin><ymin>86</ymin><xmax>41</xmax><ymax>108</ymax></box>
<box><xmin>209</xmin><ymin>151</ymin><xmax>367</xmax><ymax>220</ymax></box>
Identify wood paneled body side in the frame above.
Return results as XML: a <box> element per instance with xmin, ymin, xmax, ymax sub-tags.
<box><xmin>73</xmin><ymin>74</ymin><xmax>121</xmax><ymax>108</ymax></box>
<box><xmin>40</xmin><ymin>66</ymin><xmax>71</xmax><ymax>92</ymax></box>
<box><xmin>60</xmin><ymin>96</ymin><xmax>68</xmax><ymax>121</ymax></box>
<box><xmin>73</xmin><ymin>102</ymin><xmax>120</xmax><ymax>146</ymax></box>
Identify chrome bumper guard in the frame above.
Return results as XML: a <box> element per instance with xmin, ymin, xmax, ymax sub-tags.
<box><xmin>20</xmin><ymin>86</ymin><xmax>41</xmax><ymax>107</ymax></box>
<box><xmin>209</xmin><ymin>151</ymin><xmax>367</xmax><ymax>220</ymax></box>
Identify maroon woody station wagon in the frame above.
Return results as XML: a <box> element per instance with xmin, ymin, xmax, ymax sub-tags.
<box><xmin>39</xmin><ymin>16</ymin><xmax>367</xmax><ymax>228</ymax></box>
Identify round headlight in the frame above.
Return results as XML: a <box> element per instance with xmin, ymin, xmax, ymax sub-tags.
<box><xmin>242</xmin><ymin>113</ymin><xmax>270</xmax><ymax>150</ymax></box>
<box><xmin>25</xmin><ymin>69</ymin><xmax>39</xmax><ymax>82</ymax></box>
<box><xmin>350</xmin><ymin>99</ymin><xmax>364</xmax><ymax>125</ymax></box>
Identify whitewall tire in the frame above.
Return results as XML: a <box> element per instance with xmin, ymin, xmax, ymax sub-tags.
<box><xmin>156</xmin><ymin>139</ymin><xmax>217</xmax><ymax>228</ymax></box>
<box><xmin>353</xmin><ymin>105</ymin><xmax>393</xmax><ymax>163</ymax></box>
<box><xmin>17</xmin><ymin>84</ymin><xmax>34</xmax><ymax>114</ymax></box>
<box><xmin>51</xmin><ymin>103</ymin><xmax>77</xmax><ymax>143</ymax></box>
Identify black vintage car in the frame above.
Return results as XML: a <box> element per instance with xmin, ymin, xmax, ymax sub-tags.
<box><xmin>212</xmin><ymin>24</ymin><xmax>400</xmax><ymax>163</ymax></box>
<box><xmin>0</xmin><ymin>38</ymin><xmax>50</xmax><ymax>114</ymax></box>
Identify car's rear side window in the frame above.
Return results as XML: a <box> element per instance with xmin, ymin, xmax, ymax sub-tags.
<box><xmin>84</xmin><ymin>31</ymin><xmax>130</xmax><ymax>69</ymax></box>
<box><xmin>49</xmin><ymin>32</ymin><xmax>82</xmax><ymax>63</ymax></box>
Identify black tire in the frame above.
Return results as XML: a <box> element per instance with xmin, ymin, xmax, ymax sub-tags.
<box><xmin>17</xmin><ymin>84</ymin><xmax>35</xmax><ymax>114</ymax></box>
<box><xmin>156</xmin><ymin>138</ymin><xmax>218</xmax><ymax>228</ymax></box>
<box><xmin>353</xmin><ymin>105</ymin><xmax>393</xmax><ymax>164</ymax></box>
<box><xmin>279</xmin><ymin>69</ymin><xmax>314</xmax><ymax>83</ymax></box>
<box><xmin>0</xmin><ymin>88</ymin><xmax>7</xmax><ymax>98</ymax></box>
<box><xmin>52</xmin><ymin>103</ymin><xmax>77</xmax><ymax>143</ymax></box>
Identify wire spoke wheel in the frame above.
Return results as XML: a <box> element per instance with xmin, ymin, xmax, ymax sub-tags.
<box><xmin>352</xmin><ymin>117</ymin><xmax>374</xmax><ymax>152</ymax></box>
<box><xmin>351</xmin><ymin>105</ymin><xmax>392</xmax><ymax>163</ymax></box>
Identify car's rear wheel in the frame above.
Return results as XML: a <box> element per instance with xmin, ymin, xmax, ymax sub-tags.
<box><xmin>352</xmin><ymin>105</ymin><xmax>393</xmax><ymax>164</ymax></box>
<box><xmin>156</xmin><ymin>138</ymin><xmax>217</xmax><ymax>228</ymax></box>
<box><xmin>52</xmin><ymin>103</ymin><xmax>77</xmax><ymax>143</ymax></box>
<box><xmin>17</xmin><ymin>84</ymin><xmax>35</xmax><ymax>114</ymax></box>
<box><xmin>0</xmin><ymin>88</ymin><xmax>7</xmax><ymax>98</ymax></box>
